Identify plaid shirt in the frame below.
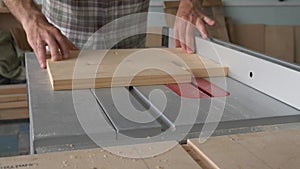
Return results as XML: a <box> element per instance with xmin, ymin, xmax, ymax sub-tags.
<box><xmin>42</xmin><ymin>0</ymin><xmax>149</xmax><ymax>49</ymax></box>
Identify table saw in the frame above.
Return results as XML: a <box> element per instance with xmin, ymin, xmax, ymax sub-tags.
<box><xmin>26</xmin><ymin>28</ymin><xmax>300</xmax><ymax>154</ymax></box>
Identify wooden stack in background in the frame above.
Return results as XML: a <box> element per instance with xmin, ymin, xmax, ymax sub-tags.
<box><xmin>201</xmin><ymin>0</ymin><xmax>230</xmax><ymax>42</ymax></box>
<box><xmin>0</xmin><ymin>84</ymin><xmax>28</xmax><ymax>121</ymax></box>
<box><xmin>296</xmin><ymin>26</ymin><xmax>300</xmax><ymax>64</ymax></box>
<box><xmin>231</xmin><ymin>24</ymin><xmax>300</xmax><ymax>63</ymax></box>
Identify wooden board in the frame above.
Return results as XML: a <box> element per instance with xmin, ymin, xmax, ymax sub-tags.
<box><xmin>225</xmin><ymin>17</ymin><xmax>234</xmax><ymax>42</ymax></box>
<box><xmin>0</xmin><ymin>141</ymin><xmax>202</xmax><ymax>169</ymax></box>
<box><xmin>0</xmin><ymin>108</ymin><xmax>29</xmax><ymax>120</ymax></box>
<box><xmin>188</xmin><ymin>129</ymin><xmax>300</xmax><ymax>169</ymax></box>
<box><xmin>0</xmin><ymin>84</ymin><xmax>28</xmax><ymax>120</ymax></box>
<box><xmin>0</xmin><ymin>94</ymin><xmax>27</xmax><ymax>103</ymax></box>
<box><xmin>265</xmin><ymin>26</ymin><xmax>294</xmax><ymax>62</ymax></box>
<box><xmin>202</xmin><ymin>0</ymin><xmax>222</xmax><ymax>7</ymax></box>
<box><xmin>0</xmin><ymin>101</ymin><xmax>27</xmax><ymax>109</ymax></box>
<box><xmin>163</xmin><ymin>1</ymin><xmax>180</xmax><ymax>8</ymax></box>
<box><xmin>201</xmin><ymin>6</ymin><xmax>230</xmax><ymax>42</ymax></box>
<box><xmin>206</xmin><ymin>15</ymin><xmax>230</xmax><ymax>42</ymax></box>
<box><xmin>145</xmin><ymin>27</ymin><xmax>162</xmax><ymax>47</ymax></box>
<box><xmin>232</xmin><ymin>24</ymin><xmax>265</xmax><ymax>53</ymax></box>
<box><xmin>47</xmin><ymin>48</ymin><xmax>228</xmax><ymax>90</ymax></box>
<box><xmin>295</xmin><ymin>26</ymin><xmax>300</xmax><ymax>64</ymax></box>
<box><xmin>0</xmin><ymin>84</ymin><xmax>27</xmax><ymax>95</ymax></box>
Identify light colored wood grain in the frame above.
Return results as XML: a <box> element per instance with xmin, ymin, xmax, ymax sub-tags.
<box><xmin>0</xmin><ymin>84</ymin><xmax>27</xmax><ymax>95</ymax></box>
<box><xmin>265</xmin><ymin>25</ymin><xmax>294</xmax><ymax>62</ymax></box>
<box><xmin>0</xmin><ymin>101</ymin><xmax>27</xmax><ymax>109</ymax></box>
<box><xmin>0</xmin><ymin>94</ymin><xmax>27</xmax><ymax>103</ymax></box>
<box><xmin>0</xmin><ymin>108</ymin><xmax>29</xmax><ymax>120</ymax></box>
<box><xmin>188</xmin><ymin>129</ymin><xmax>300</xmax><ymax>169</ymax></box>
<box><xmin>183</xmin><ymin>142</ymin><xmax>220</xmax><ymax>169</ymax></box>
<box><xmin>188</xmin><ymin>137</ymin><xmax>270</xmax><ymax>169</ymax></box>
<box><xmin>127</xmin><ymin>141</ymin><xmax>203</xmax><ymax>169</ymax></box>
<box><xmin>0</xmin><ymin>148</ymin><xmax>148</xmax><ymax>169</ymax></box>
<box><xmin>143</xmin><ymin>145</ymin><xmax>203</xmax><ymax>169</ymax></box>
<box><xmin>230</xmin><ymin>129</ymin><xmax>300</xmax><ymax>169</ymax></box>
<box><xmin>0</xmin><ymin>141</ymin><xmax>202</xmax><ymax>169</ymax></box>
<box><xmin>47</xmin><ymin>48</ymin><xmax>228</xmax><ymax>90</ymax></box>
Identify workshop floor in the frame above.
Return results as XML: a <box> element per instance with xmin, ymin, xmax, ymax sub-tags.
<box><xmin>0</xmin><ymin>121</ymin><xmax>30</xmax><ymax>157</ymax></box>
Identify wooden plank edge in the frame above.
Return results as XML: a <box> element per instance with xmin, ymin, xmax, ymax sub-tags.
<box><xmin>163</xmin><ymin>1</ymin><xmax>180</xmax><ymax>8</ymax></box>
<box><xmin>46</xmin><ymin>60</ymin><xmax>55</xmax><ymax>89</ymax></box>
<box><xmin>0</xmin><ymin>101</ymin><xmax>28</xmax><ymax>109</ymax></box>
<box><xmin>0</xmin><ymin>94</ymin><xmax>27</xmax><ymax>103</ymax></box>
<box><xmin>0</xmin><ymin>84</ymin><xmax>27</xmax><ymax>95</ymax></box>
<box><xmin>186</xmin><ymin>139</ymin><xmax>220</xmax><ymax>169</ymax></box>
<box><xmin>51</xmin><ymin>75</ymin><xmax>192</xmax><ymax>90</ymax></box>
<box><xmin>0</xmin><ymin>108</ymin><xmax>29</xmax><ymax>120</ymax></box>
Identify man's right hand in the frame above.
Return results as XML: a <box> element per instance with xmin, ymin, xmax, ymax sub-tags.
<box><xmin>174</xmin><ymin>0</ymin><xmax>215</xmax><ymax>54</ymax></box>
<box><xmin>3</xmin><ymin>0</ymin><xmax>77</xmax><ymax>69</ymax></box>
<box><xmin>23</xmin><ymin>15</ymin><xmax>77</xmax><ymax>68</ymax></box>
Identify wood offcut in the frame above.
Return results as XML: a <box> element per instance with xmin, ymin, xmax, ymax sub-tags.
<box><xmin>0</xmin><ymin>84</ymin><xmax>28</xmax><ymax>120</ymax></box>
<box><xmin>0</xmin><ymin>141</ymin><xmax>202</xmax><ymax>169</ymax></box>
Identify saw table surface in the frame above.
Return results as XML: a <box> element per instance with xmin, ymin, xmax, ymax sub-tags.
<box><xmin>26</xmin><ymin>50</ymin><xmax>300</xmax><ymax>154</ymax></box>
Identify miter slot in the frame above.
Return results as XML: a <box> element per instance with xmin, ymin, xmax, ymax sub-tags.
<box><xmin>92</xmin><ymin>87</ymin><xmax>163</xmax><ymax>139</ymax></box>
<box><xmin>128</xmin><ymin>86</ymin><xmax>176</xmax><ymax>131</ymax></box>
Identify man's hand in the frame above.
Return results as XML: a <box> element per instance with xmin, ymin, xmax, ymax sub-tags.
<box><xmin>23</xmin><ymin>15</ymin><xmax>77</xmax><ymax>68</ymax></box>
<box><xmin>3</xmin><ymin>0</ymin><xmax>77</xmax><ymax>69</ymax></box>
<box><xmin>174</xmin><ymin>0</ymin><xmax>215</xmax><ymax>53</ymax></box>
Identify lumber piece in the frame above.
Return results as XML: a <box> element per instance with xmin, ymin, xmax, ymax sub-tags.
<box><xmin>0</xmin><ymin>94</ymin><xmax>27</xmax><ymax>103</ymax></box>
<box><xmin>145</xmin><ymin>27</ymin><xmax>163</xmax><ymax>47</ymax></box>
<box><xmin>232</xmin><ymin>24</ymin><xmax>265</xmax><ymax>53</ymax></box>
<box><xmin>202</xmin><ymin>0</ymin><xmax>222</xmax><ymax>7</ymax></box>
<box><xmin>295</xmin><ymin>26</ymin><xmax>300</xmax><ymax>64</ymax></box>
<box><xmin>131</xmin><ymin>141</ymin><xmax>203</xmax><ymax>169</ymax></box>
<box><xmin>187</xmin><ymin>129</ymin><xmax>300</xmax><ymax>169</ymax></box>
<box><xmin>47</xmin><ymin>48</ymin><xmax>228</xmax><ymax>90</ymax></box>
<box><xmin>0</xmin><ymin>141</ymin><xmax>202</xmax><ymax>169</ymax></box>
<box><xmin>0</xmin><ymin>101</ymin><xmax>27</xmax><ymax>110</ymax></box>
<box><xmin>163</xmin><ymin>1</ymin><xmax>180</xmax><ymax>8</ymax></box>
<box><xmin>0</xmin><ymin>84</ymin><xmax>26</xmax><ymax>95</ymax></box>
<box><xmin>265</xmin><ymin>25</ymin><xmax>294</xmax><ymax>62</ymax></box>
<box><xmin>198</xmin><ymin>6</ymin><xmax>229</xmax><ymax>42</ymax></box>
<box><xmin>0</xmin><ymin>108</ymin><xmax>29</xmax><ymax>120</ymax></box>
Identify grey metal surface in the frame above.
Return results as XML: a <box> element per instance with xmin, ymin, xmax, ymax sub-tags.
<box><xmin>26</xmin><ymin>53</ymin><xmax>116</xmax><ymax>154</ymax></box>
<box><xmin>26</xmin><ymin>51</ymin><xmax>300</xmax><ymax>153</ymax></box>
<box><xmin>93</xmin><ymin>87</ymin><xmax>162</xmax><ymax>138</ymax></box>
<box><xmin>135</xmin><ymin>77</ymin><xmax>300</xmax><ymax>137</ymax></box>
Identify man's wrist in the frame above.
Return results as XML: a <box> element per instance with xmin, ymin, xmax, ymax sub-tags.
<box><xmin>3</xmin><ymin>0</ymin><xmax>43</xmax><ymax>28</ymax></box>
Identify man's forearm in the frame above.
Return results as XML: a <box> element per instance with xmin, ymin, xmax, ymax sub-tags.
<box><xmin>3</xmin><ymin>0</ymin><xmax>43</xmax><ymax>28</ymax></box>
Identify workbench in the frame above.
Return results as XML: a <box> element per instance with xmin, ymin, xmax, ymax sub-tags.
<box><xmin>26</xmin><ymin>29</ymin><xmax>300</xmax><ymax>154</ymax></box>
